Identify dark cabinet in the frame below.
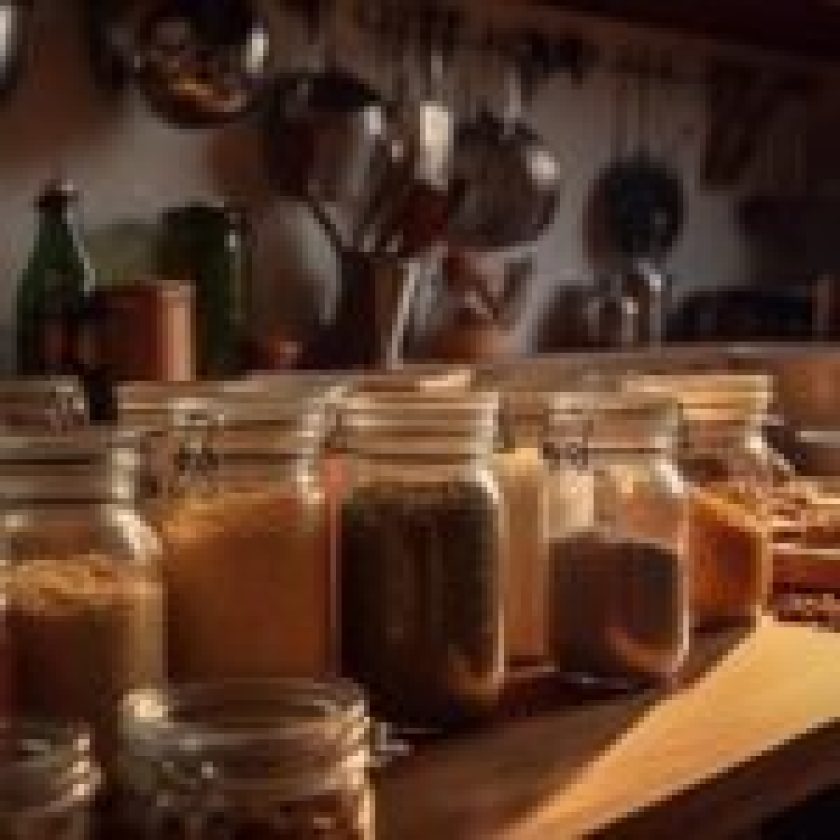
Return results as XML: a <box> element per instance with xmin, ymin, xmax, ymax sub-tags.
<box><xmin>533</xmin><ymin>0</ymin><xmax>840</xmax><ymax>61</ymax></box>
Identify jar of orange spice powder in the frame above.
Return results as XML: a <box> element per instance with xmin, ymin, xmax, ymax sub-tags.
<box><xmin>156</xmin><ymin>397</ymin><xmax>335</xmax><ymax>682</ymax></box>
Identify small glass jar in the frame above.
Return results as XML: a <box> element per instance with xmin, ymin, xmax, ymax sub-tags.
<box><xmin>0</xmin><ymin>722</ymin><xmax>101</xmax><ymax>840</ymax></box>
<box><xmin>545</xmin><ymin>394</ymin><xmax>689</xmax><ymax>687</ymax></box>
<box><xmin>118</xmin><ymin>680</ymin><xmax>374</xmax><ymax>840</ymax></box>
<box><xmin>0</xmin><ymin>431</ymin><xmax>164</xmax><ymax>771</ymax></box>
<box><xmin>625</xmin><ymin>373</ymin><xmax>782</xmax><ymax>628</ymax></box>
<box><xmin>339</xmin><ymin>393</ymin><xmax>504</xmax><ymax>729</ymax></box>
<box><xmin>155</xmin><ymin>397</ymin><xmax>335</xmax><ymax>683</ymax></box>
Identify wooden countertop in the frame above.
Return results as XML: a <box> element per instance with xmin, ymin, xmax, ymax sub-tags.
<box><xmin>378</xmin><ymin>620</ymin><xmax>840</xmax><ymax>839</ymax></box>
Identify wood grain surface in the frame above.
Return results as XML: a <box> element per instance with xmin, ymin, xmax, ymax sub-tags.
<box><xmin>378</xmin><ymin>620</ymin><xmax>840</xmax><ymax>839</ymax></box>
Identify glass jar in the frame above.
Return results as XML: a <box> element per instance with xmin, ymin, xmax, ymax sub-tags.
<box><xmin>544</xmin><ymin>394</ymin><xmax>689</xmax><ymax>687</ymax></box>
<box><xmin>625</xmin><ymin>373</ymin><xmax>782</xmax><ymax>628</ymax></box>
<box><xmin>0</xmin><ymin>431</ymin><xmax>165</xmax><ymax>771</ymax></box>
<box><xmin>118</xmin><ymin>680</ymin><xmax>374</xmax><ymax>840</ymax></box>
<box><xmin>490</xmin><ymin>368</ymin><xmax>619</xmax><ymax>666</ymax></box>
<box><xmin>339</xmin><ymin>393</ymin><xmax>504</xmax><ymax>730</ymax></box>
<box><xmin>156</xmin><ymin>397</ymin><xmax>335</xmax><ymax>683</ymax></box>
<box><xmin>0</xmin><ymin>722</ymin><xmax>101</xmax><ymax>840</ymax></box>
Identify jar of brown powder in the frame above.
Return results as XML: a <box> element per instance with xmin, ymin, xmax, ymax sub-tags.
<box><xmin>156</xmin><ymin>397</ymin><xmax>335</xmax><ymax>683</ymax></box>
<box><xmin>0</xmin><ymin>431</ymin><xmax>165</xmax><ymax>773</ymax></box>
<box><xmin>545</xmin><ymin>394</ymin><xmax>690</xmax><ymax>687</ymax></box>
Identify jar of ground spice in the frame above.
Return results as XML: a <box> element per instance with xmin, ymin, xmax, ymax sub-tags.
<box><xmin>0</xmin><ymin>721</ymin><xmax>101</xmax><ymax>840</ymax></box>
<box><xmin>625</xmin><ymin>373</ymin><xmax>785</xmax><ymax>628</ymax></box>
<box><xmin>156</xmin><ymin>397</ymin><xmax>335</xmax><ymax>682</ymax></box>
<box><xmin>118</xmin><ymin>680</ymin><xmax>375</xmax><ymax>840</ymax></box>
<box><xmin>0</xmin><ymin>431</ymin><xmax>165</xmax><ymax>773</ymax></box>
<box><xmin>493</xmin><ymin>382</ymin><xmax>609</xmax><ymax>667</ymax></box>
<box><xmin>339</xmin><ymin>392</ymin><xmax>504</xmax><ymax>730</ymax></box>
<box><xmin>545</xmin><ymin>394</ymin><xmax>690</xmax><ymax>687</ymax></box>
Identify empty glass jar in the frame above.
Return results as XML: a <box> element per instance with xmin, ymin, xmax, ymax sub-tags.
<box><xmin>118</xmin><ymin>680</ymin><xmax>374</xmax><ymax>840</ymax></box>
<box><xmin>339</xmin><ymin>392</ymin><xmax>504</xmax><ymax>729</ymax></box>
<box><xmin>545</xmin><ymin>393</ymin><xmax>690</xmax><ymax>687</ymax></box>
<box><xmin>0</xmin><ymin>722</ymin><xmax>101</xmax><ymax>840</ymax></box>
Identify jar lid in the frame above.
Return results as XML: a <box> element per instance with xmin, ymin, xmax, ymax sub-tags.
<box><xmin>0</xmin><ymin>429</ymin><xmax>157</xmax><ymax>504</ymax></box>
<box><xmin>545</xmin><ymin>392</ymin><xmax>679</xmax><ymax>457</ymax></box>
<box><xmin>0</xmin><ymin>722</ymin><xmax>100</xmax><ymax>817</ymax></box>
<box><xmin>122</xmin><ymin>680</ymin><xmax>370</xmax><ymax>802</ymax></box>
<box><xmin>0</xmin><ymin>378</ymin><xmax>86</xmax><ymax>430</ymax></box>
<box><xmin>0</xmin><ymin>377</ymin><xmax>80</xmax><ymax>396</ymax></box>
<box><xmin>624</xmin><ymin>373</ymin><xmax>772</xmax><ymax>415</ymax></box>
<box><xmin>337</xmin><ymin>391</ymin><xmax>499</xmax><ymax>458</ymax></box>
<box><xmin>623</xmin><ymin>372</ymin><xmax>774</xmax><ymax>449</ymax></box>
<box><xmin>347</xmin><ymin>366</ymin><xmax>474</xmax><ymax>394</ymax></box>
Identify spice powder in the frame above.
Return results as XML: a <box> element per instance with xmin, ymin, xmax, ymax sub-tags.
<box><xmin>159</xmin><ymin>486</ymin><xmax>333</xmax><ymax>682</ymax></box>
<box><xmin>5</xmin><ymin>553</ymin><xmax>164</xmax><ymax>767</ymax></box>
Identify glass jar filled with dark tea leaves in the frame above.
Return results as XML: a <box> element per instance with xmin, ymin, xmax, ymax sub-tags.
<box><xmin>16</xmin><ymin>179</ymin><xmax>98</xmax><ymax>377</ymax></box>
<box><xmin>544</xmin><ymin>393</ymin><xmax>690</xmax><ymax>687</ymax></box>
<box><xmin>339</xmin><ymin>393</ymin><xmax>504</xmax><ymax>730</ymax></box>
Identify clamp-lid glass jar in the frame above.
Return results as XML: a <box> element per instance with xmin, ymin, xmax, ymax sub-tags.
<box><xmin>339</xmin><ymin>392</ymin><xmax>504</xmax><ymax>729</ymax></box>
<box><xmin>118</xmin><ymin>680</ymin><xmax>374</xmax><ymax>840</ymax></box>
<box><xmin>156</xmin><ymin>396</ymin><xmax>335</xmax><ymax>682</ymax></box>
<box><xmin>0</xmin><ymin>721</ymin><xmax>101</xmax><ymax>840</ymax></box>
<box><xmin>625</xmin><ymin>373</ymin><xmax>781</xmax><ymax>627</ymax></box>
<box><xmin>492</xmin><ymin>372</ymin><xmax>615</xmax><ymax>666</ymax></box>
<box><xmin>545</xmin><ymin>394</ymin><xmax>690</xmax><ymax>687</ymax></box>
<box><xmin>0</xmin><ymin>430</ymin><xmax>165</xmax><ymax>769</ymax></box>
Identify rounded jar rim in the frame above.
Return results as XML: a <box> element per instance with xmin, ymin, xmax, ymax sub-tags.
<box><xmin>0</xmin><ymin>721</ymin><xmax>100</xmax><ymax>817</ymax></box>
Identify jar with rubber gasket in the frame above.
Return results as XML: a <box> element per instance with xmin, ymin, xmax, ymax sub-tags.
<box><xmin>155</xmin><ymin>397</ymin><xmax>335</xmax><ymax>682</ymax></box>
<box><xmin>625</xmin><ymin>373</ymin><xmax>782</xmax><ymax>628</ymax></box>
<box><xmin>339</xmin><ymin>392</ymin><xmax>504</xmax><ymax>729</ymax></box>
<box><xmin>0</xmin><ymin>430</ymin><xmax>164</xmax><ymax>771</ymax></box>
<box><xmin>545</xmin><ymin>393</ymin><xmax>690</xmax><ymax>687</ymax></box>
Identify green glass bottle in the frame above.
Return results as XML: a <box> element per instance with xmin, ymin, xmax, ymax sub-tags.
<box><xmin>16</xmin><ymin>179</ymin><xmax>97</xmax><ymax>376</ymax></box>
<box><xmin>158</xmin><ymin>202</ymin><xmax>251</xmax><ymax>377</ymax></box>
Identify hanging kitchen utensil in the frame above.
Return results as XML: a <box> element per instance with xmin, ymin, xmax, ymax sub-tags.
<box><xmin>448</xmin><ymin>35</ymin><xmax>561</xmax><ymax>250</ymax></box>
<box><xmin>262</xmin><ymin>0</ymin><xmax>390</xmax><ymax>206</ymax></box>
<box><xmin>298</xmin><ymin>250</ymin><xmax>440</xmax><ymax>369</ymax></box>
<box><xmin>406</xmin><ymin>3</ymin><xmax>454</xmax><ymax>191</ymax></box>
<box><xmin>0</xmin><ymin>0</ymin><xmax>32</xmax><ymax>101</ymax></box>
<box><xmin>599</xmin><ymin>52</ymin><xmax>685</xmax><ymax>260</ymax></box>
<box><xmin>128</xmin><ymin>0</ymin><xmax>271</xmax><ymax>127</ymax></box>
<box><xmin>85</xmin><ymin>0</ymin><xmax>131</xmax><ymax>93</ymax></box>
<box><xmin>590</xmin><ymin>50</ymin><xmax>684</xmax><ymax>347</ymax></box>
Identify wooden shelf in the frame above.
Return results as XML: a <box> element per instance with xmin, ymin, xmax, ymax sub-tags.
<box><xmin>378</xmin><ymin>620</ymin><xmax>840</xmax><ymax>838</ymax></box>
<box><xmin>531</xmin><ymin>0</ymin><xmax>840</xmax><ymax>62</ymax></box>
